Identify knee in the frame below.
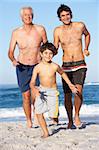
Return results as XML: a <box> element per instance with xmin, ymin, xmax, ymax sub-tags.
<box><xmin>23</xmin><ymin>95</ymin><xmax>30</xmax><ymax>104</ymax></box>
<box><xmin>75</xmin><ymin>91</ymin><xmax>83</xmax><ymax>100</ymax></box>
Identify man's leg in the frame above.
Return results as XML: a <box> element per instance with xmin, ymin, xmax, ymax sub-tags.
<box><xmin>74</xmin><ymin>84</ymin><xmax>83</xmax><ymax>126</ymax></box>
<box><xmin>31</xmin><ymin>89</ymin><xmax>39</xmax><ymax>127</ymax></box>
<box><xmin>36</xmin><ymin>114</ymin><xmax>49</xmax><ymax>138</ymax></box>
<box><xmin>22</xmin><ymin>90</ymin><xmax>32</xmax><ymax>128</ymax></box>
<box><xmin>64</xmin><ymin>93</ymin><xmax>73</xmax><ymax>129</ymax></box>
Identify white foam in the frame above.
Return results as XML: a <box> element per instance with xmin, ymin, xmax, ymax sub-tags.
<box><xmin>59</xmin><ymin>104</ymin><xmax>99</xmax><ymax>117</ymax></box>
<box><xmin>0</xmin><ymin>104</ymin><xmax>99</xmax><ymax>119</ymax></box>
<box><xmin>0</xmin><ymin>107</ymin><xmax>24</xmax><ymax>118</ymax></box>
<box><xmin>85</xmin><ymin>82</ymin><xmax>99</xmax><ymax>85</ymax></box>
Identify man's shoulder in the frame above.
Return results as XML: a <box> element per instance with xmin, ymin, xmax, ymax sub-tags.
<box><xmin>54</xmin><ymin>26</ymin><xmax>63</xmax><ymax>35</ymax></box>
<box><xmin>12</xmin><ymin>26</ymin><xmax>23</xmax><ymax>34</ymax></box>
<box><xmin>54</xmin><ymin>25</ymin><xmax>63</xmax><ymax>31</ymax></box>
<box><xmin>34</xmin><ymin>24</ymin><xmax>45</xmax><ymax>30</ymax></box>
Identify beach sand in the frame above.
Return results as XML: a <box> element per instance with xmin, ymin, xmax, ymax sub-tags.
<box><xmin>0</xmin><ymin>117</ymin><xmax>99</xmax><ymax>150</ymax></box>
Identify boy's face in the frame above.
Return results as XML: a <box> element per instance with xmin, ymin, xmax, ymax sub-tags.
<box><xmin>40</xmin><ymin>49</ymin><xmax>54</xmax><ymax>62</ymax></box>
<box><xmin>60</xmin><ymin>10</ymin><xmax>71</xmax><ymax>25</ymax></box>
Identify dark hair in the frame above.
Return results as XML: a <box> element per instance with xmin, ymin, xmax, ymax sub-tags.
<box><xmin>57</xmin><ymin>4</ymin><xmax>72</xmax><ymax>18</ymax></box>
<box><xmin>40</xmin><ymin>42</ymin><xmax>57</xmax><ymax>56</ymax></box>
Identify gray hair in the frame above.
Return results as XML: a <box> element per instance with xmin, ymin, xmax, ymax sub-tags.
<box><xmin>20</xmin><ymin>7</ymin><xmax>33</xmax><ymax>16</ymax></box>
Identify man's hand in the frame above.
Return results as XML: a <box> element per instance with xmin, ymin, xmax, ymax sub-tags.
<box><xmin>12</xmin><ymin>60</ymin><xmax>19</xmax><ymax>66</ymax></box>
<box><xmin>83</xmin><ymin>49</ymin><xmax>90</xmax><ymax>56</ymax></box>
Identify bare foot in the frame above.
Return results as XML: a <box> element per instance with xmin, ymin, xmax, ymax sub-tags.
<box><xmin>74</xmin><ymin>116</ymin><xmax>81</xmax><ymax>126</ymax></box>
<box><xmin>27</xmin><ymin>120</ymin><xmax>32</xmax><ymax>128</ymax></box>
<box><xmin>41</xmin><ymin>134</ymin><xmax>50</xmax><ymax>138</ymax></box>
<box><xmin>50</xmin><ymin>118</ymin><xmax>58</xmax><ymax>125</ymax></box>
<box><xmin>53</xmin><ymin>121</ymin><xmax>58</xmax><ymax>125</ymax></box>
<box><xmin>67</xmin><ymin>121</ymin><xmax>73</xmax><ymax>129</ymax></box>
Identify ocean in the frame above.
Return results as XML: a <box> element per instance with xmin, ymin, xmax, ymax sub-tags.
<box><xmin>0</xmin><ymin>83</ymin><xmax>99</xmax><ymax>122</ymax></box>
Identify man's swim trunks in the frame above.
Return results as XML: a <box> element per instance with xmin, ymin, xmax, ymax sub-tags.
<box><xmin>16</xmin><ymin>62</ymin><xmax>39</xmax><ymax>93</ymax></box>
<box><xmin>35</xmin><ymin>86</ymin><xmax>59</xmax><ymax>118</ymax></box>
<box><xmin>62</xmin><ymin>60</ymin><xmax>87</xmax><ymax>93</ymax></box>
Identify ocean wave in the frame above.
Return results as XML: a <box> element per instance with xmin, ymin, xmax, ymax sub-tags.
<box><xmin>0</xmin><ymin>104</ymin><xmax>99</xmax><ymax>119</ymax></box>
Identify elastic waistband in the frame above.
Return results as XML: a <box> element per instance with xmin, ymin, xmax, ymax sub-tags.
<box><xmin>18</xmin><ymin>62</ymin><xmax>38</xmax><ymax>68</ymax></box>
<box><xmin>62</xmin><ymin>60</ymin><xmax>86</xmax><ymax>67</ymax></box>
<box><xmin>39</xmin><ymin>85</ymin><xmax>57</xmax><ymax>91</ymax></box>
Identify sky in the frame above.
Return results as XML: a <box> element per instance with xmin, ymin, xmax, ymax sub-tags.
<box><xmin>0</xmin><ymin>0</ymin><xmax>99</xmax><ymax>84</ymax></box>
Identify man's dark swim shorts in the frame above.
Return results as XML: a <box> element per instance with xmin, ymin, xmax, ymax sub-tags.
<box><xmin>62</xmin><ymin>60</ymin><xmax>87</xmax><ymax>93</ymax></box>
<box><xmin>16</xmin><ymin>62</ymin><xmax>39</xmax><ymax>93</ymax></box>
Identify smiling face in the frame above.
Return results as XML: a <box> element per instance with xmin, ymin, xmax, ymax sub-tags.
<box><xmin>40</xmin><ymin>49</ymin><xmax>54</xmax><ymax>63</ymax></box>
<box><xmin>60</xmin><ymin>10</ymin><xmax>71</xmax><ymax>25</ymax></box>
<box><xmin>21</xmin><ymin>8</ymin><xmax>33</xmax><ymax>25</ymax></box>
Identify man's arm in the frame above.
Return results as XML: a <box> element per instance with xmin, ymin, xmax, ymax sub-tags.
<box><xmin>8</xmin><ymin>31</ymin><xmax>19</xmax><ymax>66</ymax></box>
<box><xmin>41</xmin><ymin>27</ymin><xmax>48</xmax><ymax>44</ymax></box>
<box><xmin>57</xmin><ymin>65</ymin><xmax>78</xmax><ymax>94</ymax></box>
<box><xmin>83</xmin><ymin>24</ymin><xmax>91</xmax><ymax>56</ymax></box>
<box><xmin>53</xmin><ymin>27</ymin><xmax>60</xmax><ymax>51</ymax></box>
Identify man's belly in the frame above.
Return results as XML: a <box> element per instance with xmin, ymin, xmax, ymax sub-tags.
<box><xmin>17</xmin><ymin>54</ymin><xmax>40</xmax><ymax>65</ymax></box>
<box><xmin>63</xmin><ymin>52</ymin><xmax>84</xmax><ymax>62</ymax></box>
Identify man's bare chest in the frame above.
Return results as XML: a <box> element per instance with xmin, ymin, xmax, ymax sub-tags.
<box><xmin>59</xmin><ymin>28</ymin><xmax>82</xmax><ymax>44</ymax></box>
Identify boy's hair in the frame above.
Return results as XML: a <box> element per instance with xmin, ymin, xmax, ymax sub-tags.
<box><xmin>57</xmin><ymin>4</ymin><xmax>72</xmax><ymax>19</ymax></box>
<box><xmin>40</xmin><ymin>42</ymin><xmax>57</xmax><ymax>55</ymax></box>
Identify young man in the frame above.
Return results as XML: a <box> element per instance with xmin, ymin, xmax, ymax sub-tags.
<box><xmin>54</xmin><ymin>4</ymin><xmax>90</xmax><ymax>129</ymax></box>
<box><xmin>8</xmin><ymin>7</ymin><xmax>47</xmax><ymax>128</ymax></box>
<box><xmin>30</xmin><ymin>42</ymin><xmax>78</xmax><ymax>138</ymax></box>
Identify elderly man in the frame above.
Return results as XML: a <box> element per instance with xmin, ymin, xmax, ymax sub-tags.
<box><xmin>8</xmin><ymin>7</ymin><xmax>47</xmax><ymax>128</ymax></box>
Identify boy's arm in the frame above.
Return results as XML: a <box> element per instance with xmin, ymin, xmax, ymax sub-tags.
<box><xmin>30</xmin><ymin>66</ymin><xmax>40</xmax><ymax>97</ymax></box>
<box><xmin>57</xmin><ymin>65</ymin><xmax>78</xmax><ymax>94</ymax></box>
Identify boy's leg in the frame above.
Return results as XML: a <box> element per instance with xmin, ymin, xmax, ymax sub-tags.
<box><xmin>36</xmin><ymin>113</ymin><xmax>49</xmax><ymax>138</ymax></box>
<box><xmin>48</xmin><ymin>91</ymin><xmax>59</xmax><ymax>125</ymax></box>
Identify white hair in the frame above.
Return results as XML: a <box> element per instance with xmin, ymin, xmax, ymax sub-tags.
<box><xmin>20</xmin><ymin>7</ymin><xmax>33</xmax><ymax>16</ymax></box>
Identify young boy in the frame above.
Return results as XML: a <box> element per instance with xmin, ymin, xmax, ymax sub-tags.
<box><xmin>30</xmin><ymin>42</ymin><xmax>78</xmax><ymax>138</ymax></box>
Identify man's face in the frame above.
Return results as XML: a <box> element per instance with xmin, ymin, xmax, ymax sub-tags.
<box><xmin>60</xmin><ymin>11</ymin><xmax>71</xmax><ymax>25</ymax></box>
<box><xmin>21</xmin><ymin>9</ymin><xmax>33</xmax><ymax>24</ymax></box>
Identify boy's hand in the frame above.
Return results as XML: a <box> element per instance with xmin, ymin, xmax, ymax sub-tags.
<box><xmin>69</xmin><ymin>84</ymin><xmax>78</xmax><ymax>94</ymax></box>
<box><xmin>33</xmin><ymin>87</ymin><xmax>40</xmax><ymax>97</ymax></box>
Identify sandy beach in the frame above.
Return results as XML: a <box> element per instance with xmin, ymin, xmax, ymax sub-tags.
<box><xmin>0</xmin><ymin>116</ymin><xmax>99</xmax><ymax>150</ymax></box>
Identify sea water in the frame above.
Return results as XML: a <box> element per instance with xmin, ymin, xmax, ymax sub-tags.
<box><xmin>0</xmin><ymin>83</ymin><xmax>99</xmax><ymax>122</ymax></box>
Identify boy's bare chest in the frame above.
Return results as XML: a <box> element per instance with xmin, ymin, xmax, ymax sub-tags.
<box><xmin>40</xmin><ymin>66</ymin><xmax>56</xmax><ymax>77</ymax></box>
